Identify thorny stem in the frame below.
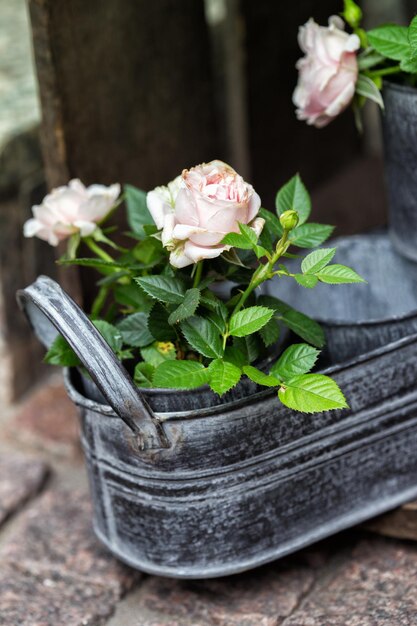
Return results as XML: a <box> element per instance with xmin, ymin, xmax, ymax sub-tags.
<box><xmin>222</xmin><ymin>230</ymin><xmax>290</xmax><ymax>346</ymax></box>
<box><xmin>84</xmin><ymin>237</ymin><xmax>115</xmax><ymax>263</ymax></box>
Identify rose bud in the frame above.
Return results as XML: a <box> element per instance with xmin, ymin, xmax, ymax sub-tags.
<box><xmin>280</xmin><ymin>210</ymin><xmax>299</xmax><ymax>231</ymax></box>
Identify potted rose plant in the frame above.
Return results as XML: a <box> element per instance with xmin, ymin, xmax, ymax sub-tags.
<box><xmin>293</xmin><ymin>0</ymin><xmax>417</xmax><ymax>261</ymax></box>
<box><xmin>18</xmin><ymin>160</ymin><xmax>376</xmax><ymax>578</ymax></box>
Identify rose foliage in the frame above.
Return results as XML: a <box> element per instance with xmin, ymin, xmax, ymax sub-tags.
<box><xmin>24</xmin><ymin>160</ymin><xmax>365</xmax><ymax>414</ymax></box>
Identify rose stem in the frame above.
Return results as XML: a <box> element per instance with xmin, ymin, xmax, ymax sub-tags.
<box><xmin>84</xmin><ymin>236</ymin><xmax>115</xmax><ymax>263</ymax></box>
<box><xmin>192</xmin><ymin>260</ymin><xmax>203</xmax><ymax>288</ymax></box>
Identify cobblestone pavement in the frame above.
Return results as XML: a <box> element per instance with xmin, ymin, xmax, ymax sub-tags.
<box><xmin>1</xmin><ymin>374</ymin><xmax>417</xmax><ymax>625</ymax></box>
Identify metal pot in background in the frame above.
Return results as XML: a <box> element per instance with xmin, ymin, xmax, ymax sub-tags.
<box><xmin>382</xmin><ymin>80</ymin><xmax>417</xmax><ymax>262</ymax></box>
<box><xmin>268</xmin><ymin>232</ymin><xmax>417</xmax><ymax>364</ymax></box>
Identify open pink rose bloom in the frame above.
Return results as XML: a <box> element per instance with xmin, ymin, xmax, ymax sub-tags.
<box><xmin>23</xmin><ymin>179</ymin><xmax>120</xmax><ymax>246</ymax></box>
<box><xmin>293</xmin><ymin>16</ymin><xmax>360</xmax><ymax>128</ymax></box>
<box><xmin>147</xmin><ymin>160</ymin><xmax>264</xmax><ymax>267</ymax></box>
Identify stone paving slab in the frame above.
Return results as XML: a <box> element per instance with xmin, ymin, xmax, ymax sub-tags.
<box><xmin>0</xmin><ymin>484</ymin><xmax>140</xmax><ymax>625</ymax></box>
<box><xmin>0</xmin><ymin>562</ymin><xmax>119</xmax><ymax>626</ymax></box>
<box><xmin>107</xmin><ymin>545</ymin><xmax>331</xmax><ymax>626</ymax></box>
<box><xmin>0</xmin><ymin>453</ymin><xmax>48</xmax><ymax>526</ymax></box>
<box><xmin>7</xmin><ymin>375</ymin><xmax>81</xmax><ymax>457</ymax></box>
<box><xmin>282</xmin><ymin>537</ymin><xmax>417</xmax><ymax>626</ymax></box>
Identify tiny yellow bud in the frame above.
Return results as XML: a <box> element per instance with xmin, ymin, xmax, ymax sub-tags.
<box><xmin>279</xmin><ymin>210</ymin><xmax>299</xmax><ymax>231</ymax></box>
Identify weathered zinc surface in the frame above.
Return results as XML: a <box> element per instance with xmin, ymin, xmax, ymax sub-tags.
<box><xmin>18</xmin><ymin>275</ymin><xmax>417</xmax><ymax>578</ymax></box>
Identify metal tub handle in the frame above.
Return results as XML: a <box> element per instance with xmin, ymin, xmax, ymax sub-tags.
<box><xmin>17</xmin><ymin>275</ymin><xmax>169</xmax><ymax>450</ymax></box>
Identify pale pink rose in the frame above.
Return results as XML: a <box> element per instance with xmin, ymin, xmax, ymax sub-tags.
<box><xmin>23</xmin><ymin>179</ymin><xmax>120</xmax><ymax>246</ymax></box>
<box><xmin>293</xmin><ymin>16</ymin><xmax>360</xmax><ymax>128</ymax></box>
<box><xmin>147</xmin><ymin>160</ymin><xmax>264</xmax><ymax>268</ymax></box>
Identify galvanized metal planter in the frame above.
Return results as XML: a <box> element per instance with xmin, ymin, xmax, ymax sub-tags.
<box><xmin>17</xmin><ymin>267</ymin><xmax>417</xmax><ymax>579</ymax></box>
<box><xmin>382</xmin><ymin>80</ymin><xmax>417</xmax><ymax>262</ymax></box>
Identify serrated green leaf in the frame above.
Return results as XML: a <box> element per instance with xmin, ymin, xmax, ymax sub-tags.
<box><xmin>275</xmin><ymin>174</ymin><xmax>311</xmax><ymax>225</ymax></box>
<box><xmin>281</xmin><ymin>310</ymin><xmax>325</xmax><ymax>348</ymax></box>
<box><xmin>134</xmin><ymin>362</ymin><xmax>155</xmax><ymax>387</ymax></box>
<box><xmin>409</xmin><ymin>15</ymin><xmax>417</xmax><ymax>61</ymax></box>
<box><xmin>221</xmin><ymin>232</ymin><xmax>253</xmax><ymax>249</ymax></box>
<box><xmin>289</xmin><ymin>223</ymin><xmax>334</xmax><ymax>248</ymax></box>
<box><xmin>355</xmin><ymin>74</ymin><xmax>384</xmax><ymax>109</ymax></box>
<box><xmin>229</xmin><ymin>306</ymin><xmax>274</xmax><ymax>337</ymax></box>
<box><xmin>44</xmin><ymin>335</ymin><xmax>81</xmax><ymax>367</ymax></box>
<box><xmin>168</xmin><ymin>288</ymin><xmax>200</xmax><ymax>325</ymax></box>
<box><xmin>358</xmin><ymin>49</ymin><xmax>386</xmax><ymax>70</ymax></box>
<box><xmin>140</xmin><ymin>341</ymin><xmax>176</xmax><ymax>367</ymax></box>
<box><xmin>148</xmin><ymin>302</ymin><xmax>177</xmax><ymax>341</ymax></box>
<box><xmin>93</xmin><ymin>320</ymin><xmax>123</xmax><ymax>354</ymax></box>
<box><xmin>132</xmin><ymin>237</ymin><xmax>164</xmax><ymax>266</ymax></box>
<box><xmin>113</xmin><ymin>284</ymin><xmax>152</xmax><ymax>312</ymax></box>
<box><xmin>224</xmin><ymin>345</ymin><xmax>247</xmax><ymax>368</ymax></box>
<box><xmin>153</xmin><ymin>360</ymin><xmax>209</xmax><ymax>389</ymax></box>
<box><xmin>232</xmin><ymin>335</ymin><xmax>261</xmax><ymax>363</ymax></box>
<box><xmin>301</xmin><ymin>248</ymin><xmax>336</xmax><ymax>274</ymax></box>
<box><xmin>136</xmin><ymin>275</ymin><xmax>186</xmax><ymax>304</ymax></box>
<box><xmin>116</xmin><ymin>312</ymin><xmax>154</xmax><ymax>347</ymax></box>
<box><xmin>259</xmin><ymin>207</ymin><xmax>283</xmax><ymax>244</ymax></box>
<box><xmin>124</xmin><ymin>184</ymin><xmax>153</xmax><ymax>237</ymax></box>
<box><xmin>367</xmin><ymin>25</ymin><xmax>409</xmax><ymax>61</ymax></box>
<box><xmin>316</xmin><ymin>264</ymin><xmax>366</xmax><ymax>284</ymax></box>
<box><xmin>181</xmin><ymin>316</ymin><xmax>223</xmax><ymax>358</ymax></box>
<box><xmin>259</xmin><ymin>317</ymin><xmax>280</xmax><ymax>347</ymax></box>
<box><xmin>271</xmin><ymin>343</ymin><xmax>320</xmax><ymax>380</ymax></box>
<box><xmin>400</xmin><ymin>54</ymin><xmax>417</xmax><ymax>72</ymax></box>
<box><xmin>294</xmin><ymin>274</ymin><xmax>319</xmax><ymax>288</ymax></box>
<box><xmin>208</xmin><ymin>359</ymin><xmax>241</xmax><ymax>395</ymax></box>
<box><xmin>278</xmin><ymin>374</ymin><xmax>348</xmax><ymax>413</ymax></box>
<box><xmin>243</xmin><ymin>365</ymin><xmax>281</xmax><ymax>387</ymax></box>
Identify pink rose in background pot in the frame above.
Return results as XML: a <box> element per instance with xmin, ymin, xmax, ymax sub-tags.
<box><xmin>23</xmin><ymin>179</ymin><xmax>120</xmax><ymax>246</ymax></box>
<box><xmin>147</xmin><ymin>160</ymin><xmax>264</xmax><ymax>268</ymax></box>
<box><xmin>293</xmin><ymin>16</ymin><xmax>360</xmax><ymax>128</ymax></box>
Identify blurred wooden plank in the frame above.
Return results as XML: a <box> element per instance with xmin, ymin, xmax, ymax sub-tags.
<box><xmin>28</xmin><ymin>0</ymin><xmax>220</xmax><ymax>190</ymax></box>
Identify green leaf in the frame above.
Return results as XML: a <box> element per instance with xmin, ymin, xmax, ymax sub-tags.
<box><xmin>294</xmin><ymin>274</ymin><xmax>319</xmax><ymax>288</ymax></box>
<box><xmin>358</xmin><ymin>49</ymin><xmax>385</xmax><ymax>70</ymax></box>
<box><xmin>243</xmin><ymin>365</ymin><xmax>281</xmax><ymax>387</ymax></box>
<box><xmin>124</xmin><ymin>184</ymin><xmax>153</xmax><ymax>237</ymax></box>
<box><xmin>367</xmin><ymin>25</ymin><xmax>409</xmax><ymax>61</ymax></box>
<box><xmin>224</xmin><ymin>345</ymin><xmax>247</xmax><ymax>369</ymax></box>
<box><xmin>136</xmin><ymin>275</ymin><xmax>186</xmax><ymax>304</ymax></box>
<box><xmin>278</xmin><ymin>374</ymin><xmax>348</xmax><ymax>413</ymax></box>
<box><xmin>93</xmin><ymin>320</ymin><xmax>123</xmax><ymax>354</ymax></box>
<box><xmin>271</xmin><ymin>343</ymin><xmax>320</xmax><ymax>380</ymax></box>
<box><xmin>148</xmin><ymin>302</ymin><xmax>177</xmax><ymax>341</ymax></box>
<box><xmin>58</xmin><ymin>257</ymin><xmax>129</xmax><ymax>271</ymax></box>
<box><xmin>116</xmin><ymin>312</ymin><xmax>154</xmax><ymax>347</ymax></box>
<box><xmin>316</xmin><ymin>264</ymin><xmax>366</xmax><ymax>284</ymax></box>
<box><xmin>275</xmin><ymin>174</ymin><xmax>311</xmax><ymax>225</ymax></box>
<box><xmin>259</xmin><ymin>207</ymin><xmax>283</xmax><ymax>242</ymax></box>
<box><xmin>208</xmin><ymin>359</ymin><xmax>241</xmax><ymax>395</ymax></box>
<box><xmin>229</xmin><ymin>306</ymin><xmax>274</xmax><ymax>337</ymax></box>
<box><xmin>221</xmin><ymin>222</ymin><xmax>258</xmax><ymax>250</ymax></box>
<box><xmin>113</xmin><ymin>284</ymin><xmax>152</xmax><ymax>312</ymax></box>
<box><xmin>355</xmin><ymin>74</ymin><xmax>384</xmax><ymax>109</ymax></box>
<box><xmin>259</xmin><ymin>317</ymin><xmax>280</xmax><ymax>347</ymax></box>
<box><xmin>281</xmin><ymin>310</ymin><xmax>325</xmax><ymax>348</ymax></box>
<box><xmin>132</xmin><ymin>237</ymin><xmax>164</xmax><ymax>266</ymax></box>
<box><xmin>181</xmin><ymin>316</ymin><xmax>223</xmax><ymax>358</ymax></box>
<box><xmin>400</xmin><ymin>54</ymin><xmax>417</xmax><ymax>73</ymax></box>
<box><xmin>409</xmin><ymin>15</ymin><xmax>417</xmax><ymax>61</ymax></box>
<box><xmin>140</xmin><ymin>341</ymin><xmax>176</xmax><ymax>367</ymax></box>
<box><xmin>168</xmin><ymin>288</ymin><xmax>200</xmax><ymax>325</ymax></box>
<box><xmin>257</xmin><ymin>294</ymin><xmax>292</xmax><ymax>315</ymax></box>
<box><xmin>301</xmin><ymin>248</ymin><xmax>336</xmax><ymax>274</ymax></box>
<box><xmin>153</xmin><ymin>360</ymin><xmax>209</xmax><ymax>389</ymax></box>
<box><xmin>44</xmin><ymin>335</ymin><xmax>81</xmax><ymax>367</ymax></box>
<box><xmin>233</xmin><ymin>334</ymin><xmax>261</xmax><ymax>363</ymax></box>
<box><xmin>289</xmin><ymin>223</ymin><xmax>334</xmax><ymax>248</ymax></box>
<box><xmin>134</xmin><ymin>362</ymin><xmax>155</xmax><ymax>387</ymax></box>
